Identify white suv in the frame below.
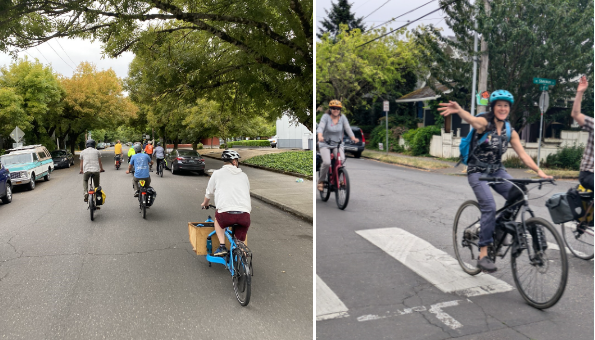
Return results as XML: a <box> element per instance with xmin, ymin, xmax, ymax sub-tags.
<box><xmin>0</xmin><ymin>145</ymin><xmax>55</xmax><ymax>190</ymax></box>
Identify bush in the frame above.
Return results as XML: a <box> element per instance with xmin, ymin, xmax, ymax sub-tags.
<box><xmin>227</xmin><ymin>140</ymin><xmax>271</xmax><ymax>147</ymax></box>
<box><xmin>502</xmin><ymin>155</ymin><xmax>537</xmax><ymax>168</ymax></box>
<box><xmin>402</xmin><ymin>126</ymin><xmax>441</xmax><ymax>156</ymax></box>
<box><xmin>543</xmin><ymin>144</ymin><xmax>585</xmax><ymax>170</ymax></box>
<box><xmin>369</xmin><ymin>125</ymin><xmax>403</xmax><ymax>151</ymax></box>
<box><xmin>244</xmin><ymin>151</ymin><xmax>313</xmax><ymax>176</ymax></box>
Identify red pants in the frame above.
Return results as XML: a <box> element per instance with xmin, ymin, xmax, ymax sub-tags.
<box><xmin>215</xmin><ymin>212</ymin><xmax>250</xmax><ymax>241</ymax></box>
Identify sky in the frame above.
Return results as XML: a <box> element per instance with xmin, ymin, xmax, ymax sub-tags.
<box><xmin>316</xmin><ymin>0</ymin><xmax>454</xmax><ymax>38</ymax></box>
<box><xmin>0</xmin><ymin>38</ymin><xmax>135</xmax><ymax>80</ymax></box>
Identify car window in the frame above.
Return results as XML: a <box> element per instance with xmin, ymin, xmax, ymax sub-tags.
<box><xmin>51</xmin><ymin>151</ymin><xmax>66</xmax><ymax>157</ymax></box>
<box><xmin>178</xmin><ymin>150</ymin><xmax>199</xmax><ymax>157</ymax></box>
<box><xmin>38</xmin><ymin>152</ymin><xmax>46</xmax><ymax>160</ymax></box>
<box><xmin>1</xmin><ymin>153</ymin><xmax>33</xmax><ymax>165</ymax></box>
<box><xmin>351</xmin><ymin>128</ymin><xmax>362</xmax><ymax>139</ymax></box>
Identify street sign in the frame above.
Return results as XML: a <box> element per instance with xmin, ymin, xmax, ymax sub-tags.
<box><xmin>9</xmin><ymin>126</ymin><xmax>24</xmax><ymax>142</ymax></box>
<box><xmin>539</xmin><ymin>85</ymin><xmax>549</xmax><ymax>91</ymax></box>
<box><xmin>533</xmin><ymin>78</ymin><xmax>556</xmax><ymax>86</ymax></box>
<box><xmin>378</xmin><ymin>143</ymin><xmax>384</xmax><ymax>151</ymax></box>
<box><xmin>12</xmin><ymin>143</ymin><xmax>23</xmax><ymax>148</ymax></box>
<box><xmin>383</xmin><ymin>100</ymin><xmax>389</xmax><ymax>112</ymax></box>
<box><xmin>539</xmin><ymin>91</ymin><xmax>550</xmax><ymax>113</ymax></box>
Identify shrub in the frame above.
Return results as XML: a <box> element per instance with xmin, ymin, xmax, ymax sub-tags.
<box><xmin>227</xmin><ymin>140</ymin><xmax>271</xmax><ymax>147</ymax></box>
<box><xmin>369</xmin><ymin>125</ymin><xmax>403</xmax><ymax>151</ymax></box>
<box><xmin>543</xmin><ymin>144</ymin><xmax>584</xmax><ymax>170</ymax></box>
<box><xmin>502</xmin><ymin>155</ymin><xmax>537</xmax><ymax>168</ymax></box>
<box><xmin>402</xmin><ymin>126</ymin><xmax>441</xmax><ymax>156</ymax></box>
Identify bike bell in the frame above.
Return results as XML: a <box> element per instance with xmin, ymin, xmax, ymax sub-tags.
<box><xmin>206</xmin><ymin>215</ymin><xmax>214</xmax><ymax>222</ymax></box>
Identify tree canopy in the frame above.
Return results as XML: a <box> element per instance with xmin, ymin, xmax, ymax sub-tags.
<box><xmin>0</xmin><ymin>0</ymin><xmax>313</xmax><ymax>129</ymax></box>
<box><xmin>414</xmin><ymin>0</ymin><xmax>594</xmax><ymax>129</ymax></box>
<box><xmin>317</xmin><ymin>0</ymin><xmax>365</xmax><ymax>39</ymax></box>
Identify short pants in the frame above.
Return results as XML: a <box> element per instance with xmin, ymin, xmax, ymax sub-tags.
<box><xmin>215</xmin><ymin>211</ymin><xmax>250</xmax><ymax>242</ymax></box>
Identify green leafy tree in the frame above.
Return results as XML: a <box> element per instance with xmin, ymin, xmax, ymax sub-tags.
<box><xmin>414</xmin><ymin>0</ymin><xmax>594</xmax><ymax>130</ymax></box>
<box><xmin>0</xmin><ymin>0</ymin><xmax>313</xmax><ymax>129</ymax></box>
<box><xmin>318</xmin><ymin>0</ymin><xmax>365</xmax><ymax>39</ymax></box>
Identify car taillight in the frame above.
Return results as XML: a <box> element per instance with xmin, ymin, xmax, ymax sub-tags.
<box><xmin>360</xmin><ymin>131</ymin><xmax>365</xmax><ymax>143</ymax></box>
<box><xmin>176</xmin><ymin>157</ymin><xmax>184</xmax><ymax>161</ymax></box>
<box><xmin>200</xmin><ymin>159</ymin><xmax>204</xmax><ymax>162</ymax></box>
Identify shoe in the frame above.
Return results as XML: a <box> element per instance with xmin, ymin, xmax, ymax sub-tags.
<box><xmin>214</xmin><ymin>245</ymin><xmax>228</xmax><ymax>256</ymax></box>
<box><xmin>134</xmin><ymin>192</ymin><xmax>139</xmax><ymax>197</ymax></box>
<box><xmin>84</xmin><ymin>196</ymin><xmax>88</xmax><ymax>203</ymax></box>
<box><xmin>477</xmin><ymin>256</ymin><xmax>497</xmax><ymax>273</ymax></box>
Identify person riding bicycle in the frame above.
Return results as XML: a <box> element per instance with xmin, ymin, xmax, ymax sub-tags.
<box><xmin>127</xmin><ymin>142</ymin><xmax>137</xmax><ymax>163</ymax></box>
<box><xmin>114</xmin><ymin>140</ymin><xmax>123</xmax><ymax>161</ymax></box>
<box><xmin>316</xmin><ymin>99</ymin><xmax>359</xmax><ymax>192</ymax></box>
<box><xmin>126</xmin><ymin>144</ymin><xmax>153</xmax><ymax>197</ymax></box>
<box><xmin>79</xmin><ymin>139</ymin><xmax>105</xmax><ymax>202</ymax></box>
<box><xmin>571</xmin><ymin>76</ymin><xmax>593</xmax><ymax>191</ymax></box>
<box><xmin>154</xmin><ymin>142</ymin><xmax>165</xmax><ymax>173</ymax></box>
<box><xmin>145</xmin><ymin>141</ymin><xmax>154</xmax><ymax>171</ymax></box>
<box><xmin>438</xmin><ymin>90</ymin><xmax>552</xmax><ymax>273</ymax></box>
<box><xmin>200</xmin><ymin>150</ymin><xmax>251</xmax><ymax>257</ymax></box>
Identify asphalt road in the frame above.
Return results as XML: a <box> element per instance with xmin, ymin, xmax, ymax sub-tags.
<box><xmin>316</xmin><ymin>157</ymin><xmax>593</xmax><ymax>340</ymax></box>
<box><xmin>0</xmin><ymin>150</ymin><xmax>313</xmax><ymax>340</ymax></box>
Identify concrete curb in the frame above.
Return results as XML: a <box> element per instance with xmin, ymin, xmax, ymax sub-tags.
<box><xmin>360</xmin><ymin>154</ymin><xmax>437</xmax><ymax>172</ymax></box>
<box><xmin>250</xmin><ymin>192</ymin><xmax>313</xmax><ymax>224</ymax></box>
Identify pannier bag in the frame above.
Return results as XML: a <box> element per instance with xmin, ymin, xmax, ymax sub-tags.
<box><xmin>546</xmin><ymin>193</ymin><xmax>575</xmax><ymax>224</ymax></box>
<box><xmin>566</xmin><ymin>187</ymin><xmax>586</xmax><ymax>220</ymax></box>
<box><xmin>95</xmin><ymin>187</ymin><xmax>106</xmax><ymax>206</ymax></box>
<box><xmin>146</xmin><ymin>187</ymin><xmax>157</xmax><ymax>207</ymax></box>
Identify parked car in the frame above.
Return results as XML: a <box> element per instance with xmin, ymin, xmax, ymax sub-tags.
<box><xmin>342</xmin><ymin>126</ymin><xmax>366</xmax><ymax>158</ymax></box>
<box><xmin>0</xmin><ymin>160</ymin><xmax>12</xmax><ymax>204</ymax></box>
<box><xmin>165</xmin><ymin>149</ymin><xmax>206</xmax><ymax>175</ymax></box>
<box><xmin>268</xmin><ymin>135</ymin><xmax>278</xmax><ymax>148</ymax></box>
<box><xmin>0</xmin><ymin>145</ymin><xmax>54</xmax><ymax>190</ymax></box>
<box><xmin>110</xmin><ymin>142</ymin><xmax>115</xmax><ymax>147</ymax></box>
<box><xmin>51</xmin><ymin>150</ymin><xmax>75</xmax><ymax>169</ymax></box>
<box><xmin>96</xmin><ymin>142</ymin><xmax>106</xmax><ymax>150</ymax></box>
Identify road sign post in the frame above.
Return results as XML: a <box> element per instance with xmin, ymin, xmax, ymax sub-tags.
<box><xmin>537</xmin><ymin>91</ymin><xmax>550</xmax><ymax>167</ymax></box>
<box><xmin>384</xmin><ymin>101</ymin><xmax>389</xmax><ymax>155</ymax></box>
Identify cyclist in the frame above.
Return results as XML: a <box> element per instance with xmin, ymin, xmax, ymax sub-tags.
<box><xmin>145</xmin><ymin>141</ymin><xmax>154</xmax><ymax>172</ymax></box>
<box><xmin>438</xmin><ymin>90</ymin><xmax>552</xmax><ymax>273</ymax></box>
<box><xmin>114</xmin><ymin>140</ymin><xmax>123</xmax><ymax>163</ymax></box>
<box><xmin>200</xmin><ymin>150</ymin><xmax>251</xmax><ymax>256</ymax></box>
<box><xmin>79</xmin><ymin>139</ymin><xmax>105</xmax><ymax>202</ymax></box>
<box><xmin>154</xmin><ymin>142</ymin><xmax>166</xmax><ymax>174</ymax></box>
<box><xmin>127</xmin><ymin>142</ymin><xmax>137</xmax><ymax>163</ymax></box>
<box><xmin>126</xmin><ymin>144</ymin><xmax>153</xmax><ymax>197</ymax></box>
<box><xmin>571</xmin><ymin>76</ymin><xmax>593</xmax><ymax>191</ymax></box>
<box><xmin>316</xmin><ymin>99</ymin><xmax>359</xmax><ymax>192</ymax></box>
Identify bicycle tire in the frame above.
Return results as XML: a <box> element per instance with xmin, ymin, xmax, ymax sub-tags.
<box><xmin>232</xmin><ymin>249</ymin><xmax>251</xmax><ymax>306</ymax></box>
<box><xmin>511</xmin><ymin>217</ymin><xmax>568</xmax><ymax>309</ymax></box>
<box><xmin>89</xmin><ymin>193</ymin><xmax>95</xmax><ymax>221</ymax></box>
<box><xmin>142</xmin><ymin>194</ymin><xmax>147</xmax><ymax>219</ymax></box>
<box><xmin>159</xmin><ymin>163</ymin><xmax>163</xmax><ymax>177</ymax></box>
<box><xmin>335</xmin><ymin>167</ymin><xmax>350</xmax><ymax>210</ymax></box>
<box><xmin>452</xmin><ymin>200</ymin><xmax>482</xmax><ymax>276</ymax></box>
<box><xmin>319</xmin><ymin>172</ymin><xmax>331</xmax><ymax>202</ymax></box>
<box><xmin>561</xmin><ymin>221</ymin><xmax>594</xmax><ymax>260</ymax></box>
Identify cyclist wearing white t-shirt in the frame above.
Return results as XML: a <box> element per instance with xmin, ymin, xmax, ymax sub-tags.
<box><xmin>79</xmin><ymin>139</ymin><xmax>105</xmax><ymax>202</ymax></box>
<box><xmin>201</xmin><ymin>150</ymin><xmax>251</xmax><ymax>256</ymax></box>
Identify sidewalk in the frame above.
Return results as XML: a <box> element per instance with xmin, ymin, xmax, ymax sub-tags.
<box><xmin>362</xmin><ymin>149</ymin><xmax>579</xmax><ymax>180</ymax></box>
<box><xmin>202</xmin><ymin>148</ymin><xmax>313</xmax><ymax>223</ymax></box>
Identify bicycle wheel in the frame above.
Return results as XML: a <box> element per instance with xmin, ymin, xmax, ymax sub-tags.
<box><xmin>232</xmin><ymin>249</ymin><xmax>251</xmax><ymax>306</ymax></box>
<box><xmin>159</xmin><ymin>163</ymin><xmax>163</xmax><ymax>177</ymax></box>
<box><xmin>452</xmin><ymin>200</ymin><xmax>482</xmax><ymax>275</ymax></box>
<box><xmin>319</xmin><ymin>172</ymin><xmax>331</xmax><ymax>202</ymax></box>
<box><xmin>561</xmin><ymin>221</ymin><xmax>594</xmax><ymax>260</ymax></box>
<box><xmin>141</xmin><ymin>194</ymin><xmax>147</xmax><ymax>219</ymax></box>
<box><xmin>511</xmin><ymin>217</ymin><xmax>568</xmax><ymax>309</ymax></box>
<box><xmin>89</xmin><ymin>194</ymin><xmax>95</xmax><ymax>221</ymax></box>
<box><xmin>335</xmin><ymin>167</ymin><xmax>350</xmax><ymax>210</ymax></box>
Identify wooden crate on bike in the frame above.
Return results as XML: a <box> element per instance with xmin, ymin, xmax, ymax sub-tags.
<box><xmin>188</xmin><ymin>222</ymin><xmax>247</xmax><ymax>255</ymax></box>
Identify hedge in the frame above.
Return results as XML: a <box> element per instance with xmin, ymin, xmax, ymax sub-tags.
<box><xmin>226</xmin><ymin>140</ymin><xmax>271</xmax><ymax>147</ymax></box>
<box><xmin>243</xmin><ymin>151</ymin><xmax>313</xmax><ymax>176</ymax></box>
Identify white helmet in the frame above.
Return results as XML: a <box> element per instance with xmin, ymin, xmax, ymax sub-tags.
<box><xmin>221</xmin><ymin>150</ymin><xmax>241</xmax><ymax>162</ymax></box>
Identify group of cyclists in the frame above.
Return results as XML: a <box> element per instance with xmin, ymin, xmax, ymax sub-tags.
<box><xmin>319</xmin><ymin>77</ymin><xmax>594</xmax><ymax>274</ymax></box>
<box><xmin>79</xmin><ymin>139</ymin><xmax>252</xmax><ymax>257</ymax></box>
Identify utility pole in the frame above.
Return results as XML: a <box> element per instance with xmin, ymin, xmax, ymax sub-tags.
<box><xmin>470</xmin><ymin>8</ymin><xmax>479</xmax><ymax>116</ymax></box>
<box><xmin>476</xmin><ymin>0</ymin><xmax>491</xmax><ymax>115</ymax></box>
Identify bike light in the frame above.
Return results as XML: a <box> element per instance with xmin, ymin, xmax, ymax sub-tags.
<box><xmin>88</xmin><ymin>190</ymin><xmax>94</xmax><ymax>194</ymax></box>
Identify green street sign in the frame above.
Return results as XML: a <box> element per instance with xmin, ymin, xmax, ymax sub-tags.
<box><xmin>533</xmin><ymin>78</ymin><xmax>556</xmax><ymax>86</ymax></box>
<box><xmin>540</xmin><ymin>85</ymin><xmax>549</xmax><ymax>91</ymax></box>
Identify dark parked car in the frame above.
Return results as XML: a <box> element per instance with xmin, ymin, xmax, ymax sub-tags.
<box><xmin>166</xmin><ymin>149</ymin><xmax>206</xmax><ymax>175</ymax></box>
<box><xmin>96</xmin><ymin>142</ymin><xmax>106</xmax><ymax>150</ymax></box>
<box><xmin>0</xmin><ymin>160</ymin><xmax>12</xmax><ymax>204</ymax></box>
<box><xmin>342</xmin><ymin>126</ymin><xmax>366</xmax><ymax>158</ymax></box>
<box><xmin>51</xmin><ymin>150</ymin><xmax>75</xmax><ymax>168</ymax></box>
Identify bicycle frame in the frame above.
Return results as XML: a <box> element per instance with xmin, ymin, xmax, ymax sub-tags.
<box><xmin>327</xmin><ymin>145</ymin><xmax>344</xmax><ymax>190</ymax></box>
<box><xmin>205</xmin><ymin>229</ymin><xmax>239</xmax><ymax>276</ymax></box>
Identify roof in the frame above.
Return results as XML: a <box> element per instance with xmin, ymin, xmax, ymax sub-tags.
<box><xmin>395</xmin><ymin>84</ymin><xmax>453</xmax><ymax>103</ymax></box>
<box><xmin>6</xmin><ymin>145</ymin><xmax>43</xmax><ymax>153</ymax></box>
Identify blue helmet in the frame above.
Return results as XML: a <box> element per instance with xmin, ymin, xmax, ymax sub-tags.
<box><xmin>489</xmin><ymin>90</ymin><xmax>514</xmax><ymax>105</ymax></box>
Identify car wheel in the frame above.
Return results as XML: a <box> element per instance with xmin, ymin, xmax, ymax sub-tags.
<box><xmin>355</xmin><ymin>151</ymin><xmax>362</xmax><ymax>158</ymax></box>
<box><xmin>67</xmin><ymin>161</ymin><xmax>71</xmax><ymax>168</ymax></box>
<box><xmin>1</xmin><ymin>184</ymin><xmax>12</xmax><ymax>204</ymax></box>
<box><xmin>44</xmin><ymin>168</ymin><xmax>51</xmax><ymax>181</ymax></box>
<box><xmin>29</xmin><ymin>175</ymin><xmax>36</xmax><ymax>190</ymax></box>
<box><xmin>171</xmin><ymin>165</ymin><xmax>177</xmax><ymax>175</ymax></box>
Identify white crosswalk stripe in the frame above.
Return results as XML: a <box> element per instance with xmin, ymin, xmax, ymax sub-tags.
<box><xmin>356</xmin><ymin>228</ymin><xmax>514</xmax><ymax>297</ymax></box>
<box><xmin>316</xmin><ymin>275</ymin><xmax>349</xmax><ymax>321</ymax></box>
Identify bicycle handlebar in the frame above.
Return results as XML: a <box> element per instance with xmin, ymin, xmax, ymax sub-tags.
<box><xmin>479</xmin><ymin>177</ymin><xmax>555</xmax><ymax>184</ymax></box>
<box><xmin>202</xmin><ymin>204</ymin><xmax>217</xmax><ymax>210</ymax></box>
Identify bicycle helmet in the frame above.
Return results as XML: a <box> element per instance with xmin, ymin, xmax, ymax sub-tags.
<box><xmin>489</xmin><ymin>90</ymin><xmax>514</xmax><ymax>105</ymax></box>
<box><xmin>221</xmin><ymin>150</ymin><xmax>241</xmax><ymax>162</ymax></box>
<box><xmin>133</xmin><ymin>144</ymin><xmax>142</xmax><ymax>154</ymax></box>
<box><xmin>157</xmin><ymin>142</ymin><xmax>161</xmax><ymax>146</ymax></box>
<box><xmin>86</xmin><ymin>139</ymin><xmax>96</xmax><ymax>148</ymax></box>
<box><xmin>149</xmin><ymin>141</ymin><xmax>153</xmax><ymax>144</ymax></box>
<box><xmin>329</xmin><ymin>99</ymin><xmax>342</xmax><ymax>109</ymax></box>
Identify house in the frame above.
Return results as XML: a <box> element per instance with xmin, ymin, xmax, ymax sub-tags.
<box><xmin>276</xmin><ymin>113</ymin><xmax>313</xmax><ymax>149</ymax></box>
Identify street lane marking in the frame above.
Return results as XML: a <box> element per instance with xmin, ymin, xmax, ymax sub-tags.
<box><xmin>316</xmin><ymin>275</ymin><xmax>349</xmax><ymax>321</ymax></box>
<box><xmin>357</xmin><ymin>299</ymin><xmax>469</xmax><ymax>330</ymax></box>
<box><xmin>356</xmin><ymin>228</ymin><xmax>514</xmax><ymax>297</ymax></box>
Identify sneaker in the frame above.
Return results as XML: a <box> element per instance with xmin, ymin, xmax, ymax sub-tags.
<box><xmin>133</xmin><ymin>192</ymin><xmax>139</xmax><ymax>197</ymax></box>
<box><xmin>84</xmin><ymin>196</ymin><xmax>88</xmax><ymax>203</ymax></box>
<box><xmin>214</xmin><ymin>245</ymin><xmax>228</xmax><ymax>256</ymax></box>
<box><xmin>477</xmin><ymin>256</ymin><xmax>497</xmax><ymax>273</ymax></box>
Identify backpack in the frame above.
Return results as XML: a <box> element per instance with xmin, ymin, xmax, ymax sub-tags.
<box><xmin>458</xmin><ymin>114</ymin><xmax>511</xmax><ymax>166</ymax></box>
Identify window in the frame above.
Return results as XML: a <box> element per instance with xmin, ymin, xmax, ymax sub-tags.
<box><xmin>32</xmin><ymin>153</ymin><xmax>39</xmax><ymax>161</ymax></box>
<box><xmin>38</xmin><ymin>152</ymin><xmax>46</xmax><ymax>160</ymax></box>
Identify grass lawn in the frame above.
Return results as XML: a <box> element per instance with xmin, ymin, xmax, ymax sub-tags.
<box><xmin>243</xmin><ymin>150</ymin><xmax>313</xmax><ymax>176</ymax></box>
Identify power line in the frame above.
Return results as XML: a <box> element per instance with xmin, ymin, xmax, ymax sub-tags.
<box><xmin>55</xmin><ymin>39</ymin><xmax>77</xmax><ymax>68</ymax></box>
<box><xmin>369</xmin><ymin>0</ymin><xmax>436</xmax><ymax>30</ymax></box>
<box><xmin>362</xmin><ymin>0</ymin><xmax>393</xmax><ymax>20</ymax></box>
<box><xmin>357</xmin><ymin>0</ymin><xmax>458</xmax><ymax>48</ymax></box>
<box><xmin>354</xmin><ymin>0</ymin><xmax>375</xmax><ymax>10</ymax></box>
<box><xmin>35</xmin><ymin>46</ymin><xmax>52</xmax><ymax>65</ymax></box>
<box><xmin>46</xmin><ymin>41</ymin><xmax>75</xmax><ymax>70</ymax></box>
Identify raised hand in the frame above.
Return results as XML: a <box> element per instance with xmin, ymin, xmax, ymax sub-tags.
<box><xmin>577</xmin><ymin>76</ymin><xmax>588</xmax><ymax>93</ymax></box>
<box><xmin>437</xmin><ymin>101</ymin><xmax>462</xmax><ymax>117</ymax></box>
